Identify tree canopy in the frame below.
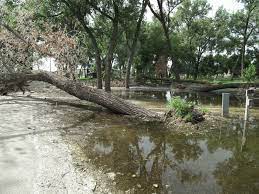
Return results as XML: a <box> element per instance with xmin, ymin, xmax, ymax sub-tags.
<box><xmin>0</xmin><ymin>0</ymin><xmax>258</xmax><ymax>88</ymax></box>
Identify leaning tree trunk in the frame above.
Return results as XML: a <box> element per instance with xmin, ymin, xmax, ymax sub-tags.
<box><xmin>0</xmin><ymin>71</ymin><xmax>161</xmax><ymax>120</ymax></box>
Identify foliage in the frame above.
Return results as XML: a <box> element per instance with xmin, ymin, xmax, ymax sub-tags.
<box><xmin>167</xmin><ymin>96</ymin><xmax>194</xmax><ymax>118</ymax></box>
<box><xmin>243</xmin><ymin>64</ymin><xmax>257</xmax><ymax>83</ymax></box>
<box><xmin>0</xmin><ymin>0</ymin><xmax>258</xmax><ymax>85</ymax></box>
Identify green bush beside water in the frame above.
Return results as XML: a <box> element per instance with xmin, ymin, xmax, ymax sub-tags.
<box><xmin>167</xmin><ymin>96</ymin><xmax>206</xmax><ymax>124</ymax></box>
<box><xmin>167</xmin><ymin>97</ymin><xmax>194</xmax><ymax>118</ymax></box>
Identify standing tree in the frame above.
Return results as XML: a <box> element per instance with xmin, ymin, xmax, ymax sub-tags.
<box><xmin>124</xmin><ymin>0</ymin><xmax>148</xmax><ymax>89</ymax></box>
<box><xmin>229</xmin><ymin>0</ymin><xmax>258</xmax><ymax>75</ymax></box>
<box><xmin>175</xmin><ymin>0</ymin><xmax>213</xmax><ymax>79</ymax></box>
<box><xmin>148</xmin><ymin>0</ymin><xmax>183</xmax><ymax>80</ymax></box>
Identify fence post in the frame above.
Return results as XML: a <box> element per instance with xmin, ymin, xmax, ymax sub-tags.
<box><xmin>222</xmin><ymin>93</ymin><xmax>230</xmax><ymax>117</ymax></box>
<box><xmin>244</xmin><ymin>88</ymin><xmax>254</xmax><ymax>121</ymax></box>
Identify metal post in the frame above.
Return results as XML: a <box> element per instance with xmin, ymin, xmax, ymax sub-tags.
<box><xmin>244</xmin><ymin>92</ymin><xmax>249</xmax><ymax>120</ymax></box>
<box><xmin>241</xmin><ymin>120</ymin><xmax>247</xmax><ymax>152</ymax></box>
<box><xmin>222</xmin><ymin>93</ymin><xmax>230</xmax><ymax>117</ymax></box>
<box><xmin>244</xmin><ymin>89</ymin><xmax>253</xmax><ymax>121</ymax></box>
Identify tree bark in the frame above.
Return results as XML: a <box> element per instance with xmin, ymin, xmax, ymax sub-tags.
<box><xmin>0</xmin><ymin>71</ymin><xmax>161</xmax><ymax>120</ymax></box>
<box><xmin>125</xmin><ymin>0</ymin><xmax>148</xmax><ymax>89</ymax></box>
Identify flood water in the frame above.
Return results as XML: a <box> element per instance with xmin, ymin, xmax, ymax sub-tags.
<box><xmin>113</xmin><ymin>89</ymin><xmax>247</xmax><ymax>109</ymax></box>
<box><xmin>1</xmin><ymin>87</ymin><xmax>259</xmax><ymax>193</ymax></box>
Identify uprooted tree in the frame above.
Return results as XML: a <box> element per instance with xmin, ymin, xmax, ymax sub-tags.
<box><xmin>0</xmin><ymin>71</ymin><xmax>161</xmax><ymax>120</ymax></box>
<box><xmin>0</xmin><ymin>13</ymin><xmax>161</xmax><ymax>120</ymax></box>
<box><xmin>0</xmin><ymin>37</ymin><xmax>160</xmax><ymax>119</ymax></box>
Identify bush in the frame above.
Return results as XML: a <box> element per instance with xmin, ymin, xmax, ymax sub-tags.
<box><xmin>167</xmin><ymin>96</ymin><xmax>194</xmax><ymax>118</ymax></box>
<box><xmin>167</xmin><ymin>96</ymin><xmax>205</xmax><ymax>124</ymax></box>
<box><xmin>243</xmin><ymin>64</ymin><xmax>256</xmax><ymax>83</ymax></box>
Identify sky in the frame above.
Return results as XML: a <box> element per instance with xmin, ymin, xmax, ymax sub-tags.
<box><xmin>208</xmin><ymin>0</ymin><xmax>243</xmax><ymax>16</ymax></box>
<box><xmin>146</xmin><ymin>0</ymin><xmax>244</xmax><ymax>21</ymax></box>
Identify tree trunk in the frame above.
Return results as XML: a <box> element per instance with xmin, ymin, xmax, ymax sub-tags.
<box><xmin>193</xmin><ymin>59</ymin><xmax>200</xmax><ymax>80</ymax></box>
<box><xmin>80</xmin><ymin>21</ymin><xmax>103</xmax><ymax>89</ymax></box>
<box><xmin>240</xmin><ymin>38</ymin><xmax>247</xmax><ymax>76</ymax></box>
<box><xmin>0</xmin><ymin>71</ymin><xmax>161</xmax><ymax>120</ymax></box>
<box><xmin>105</xmin><ymin>20</ymin><xmax>119</xmax><ymax>92</ymax></box>
<box><xmin>162</xmin><ymin>22</ymin><xmax>180</xmax><ymax>81</ymax></box>
<box><xmin>125</xmin><ymin>0</ymin><xmax>148</xmax><ymax>89</ymax></box>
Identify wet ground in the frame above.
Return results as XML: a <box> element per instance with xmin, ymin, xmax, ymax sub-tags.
<box><xmin>1</xmin><ymin>82</ymin><xmax>259</xmax><ymax>193</ymax></box>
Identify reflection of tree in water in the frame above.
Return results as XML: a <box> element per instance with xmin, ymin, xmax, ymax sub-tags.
<box><xmin>193</xmin><ymin>119</ymin><xmax>259</xmax><ymax>193</ymax></box>
<box><xmin>171</xmin><ymin>91</ymin><xmax>222</xmax><ymax>106</ymax></box>
<box><xmin>72</xmin><ymin>115</ymin><xmax>259</xmax><ymax>193</ymax></box>
<box><xmin>211</xmin><ymin>122</ymin><xmax>259</xmax><ymax>193</ymax></box>
<box><xmin>77</xmin><ymin>119</ymin><xmax>205</xmax><ymax>193</ymax></box>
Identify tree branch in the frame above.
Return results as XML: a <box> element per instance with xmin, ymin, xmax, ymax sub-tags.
<box><xmin>148</xmin><ymin>0</ymin><xmax>162</xmax><ymax>21</ymax></box>
<box><xmin>86</xmin><ymin>0</ymin><xmax>114</xmax><ymax>21</ymax></box>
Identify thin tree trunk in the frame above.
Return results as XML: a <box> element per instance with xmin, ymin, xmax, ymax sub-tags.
<box><xmin>79</xmin><ymin>21</ymin><xmax>103</xmax><ymax>89</ymax></box>
<box><xmin>105</xmin><ymin>20</ymin><xmax>119</xmax><ymax>92</ymax></box>
<box><xmin>161</xmin><ymin>19</ymin><xmax>180</xmax><ymax>81</ymax></box>
<box><xmin>193</xmin><ymin>56</ymin><xmax>201</xmax><ymax>80</ymax></box>
<box><xmin>125</xmin><ymin>0</ymin><xmax>148</xmax><ymax>89</ymax></box>
<box><xmin>241</xmin><ymin>38</ymin><xmax>247</xmax><ymax>76</ymax></box>
<box><xmin>0</xmin><ymin>71</ymin><xmax>161</xmax><ymax>120</ymax></box>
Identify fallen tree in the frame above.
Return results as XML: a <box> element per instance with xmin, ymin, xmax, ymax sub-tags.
<box><xmin>0</xmin><ymin>71</ymin><xmax>161</xmax><ymax>120</ymax></box>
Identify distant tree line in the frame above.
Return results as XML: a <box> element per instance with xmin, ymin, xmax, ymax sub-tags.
<box><xmin>0</xmin><ymin>0</ymin><xmax>258</xmax><ymax>91</ymax></box>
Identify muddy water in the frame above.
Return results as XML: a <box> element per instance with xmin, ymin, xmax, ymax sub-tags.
<box><xmin>67</xmin><ymin>115</ymin><xmax>259</xmax><ymax>194</ymax></box>
<box><xmin>112</xmin><ymin>89</ymin><xmax>246</xmax><ymax>109</ymax></box>
<box><xmin>1</xmin><ymin>86</ymin><xmax>259</xmax><ymax>194</ymax></box>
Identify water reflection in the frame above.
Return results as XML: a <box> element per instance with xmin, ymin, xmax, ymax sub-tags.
<box><xmin>67</xmin><ymin>115</ymin><xmax>259</xmax><ymax>193</ymax></box>
<box><xmin>112</xmin><ymin>90</ymin><xmax>245</xmax><ymax>107</ymax></box>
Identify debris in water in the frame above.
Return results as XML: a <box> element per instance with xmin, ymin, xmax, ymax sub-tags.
<box><xmin>107</xmin><ymin>172</ymin><xmax>116</xmax><ymax>180</ymax></box>
<box><xmin>153</xmin><ymin>184</ymin><xmax>159</xmax><ymax>188</ymax></box>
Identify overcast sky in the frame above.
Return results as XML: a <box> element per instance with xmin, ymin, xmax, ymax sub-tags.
<box><xmin>146</xmin><ymin>0</ymin><xmax>244</xmax><ymax>21</ymax></box>
<box><xmin>208</xmin><ymin>0</ymin><xmax>243</xmax><ymax>15</ymax></box>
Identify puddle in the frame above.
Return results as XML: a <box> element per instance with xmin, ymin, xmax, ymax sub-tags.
<box><xmin>64</xmin><ymin>113</ymin><xmax>259</xmax><ymax>194</ymax></box>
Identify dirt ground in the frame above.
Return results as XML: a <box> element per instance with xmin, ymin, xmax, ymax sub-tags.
<box><xmin>0</xmin><ymin>82</ymin><xmax>115</xmax><ymax>194</ymax></box>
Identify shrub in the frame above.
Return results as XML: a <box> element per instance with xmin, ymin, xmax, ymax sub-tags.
<box><xmin>243</xmin><ymin>64</ymin><xmax>256</xmax><ymax>83</ymax></box>
<box><xmin>167</xmin><ymin>96</ymin><xmax>194</xmax><ymax>118</ymax></box>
